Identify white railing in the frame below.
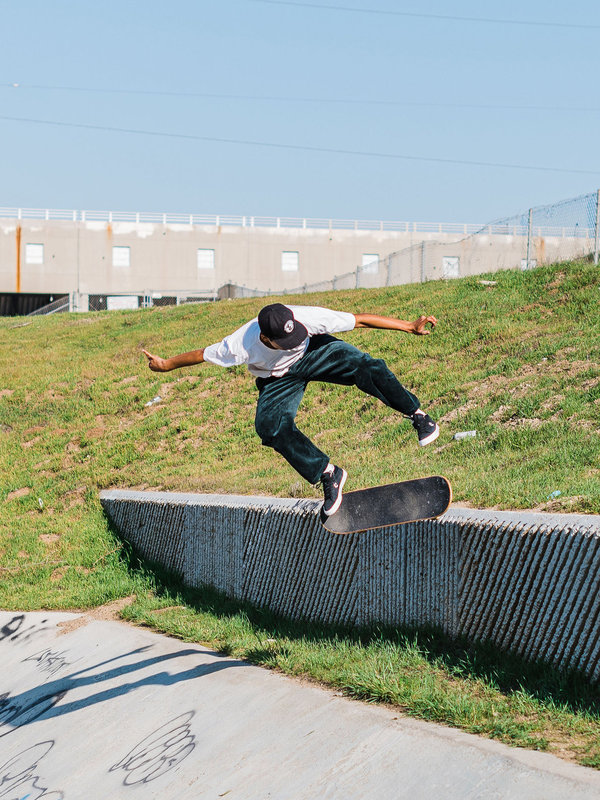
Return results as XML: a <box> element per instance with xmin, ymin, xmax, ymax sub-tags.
<box><xmin>0</xmin><ymin>191</ymin><xmax>600</xmax><ymax>239</ymax></box>
<box><xmin>1</xmin><ymin>205</ymin><xmax>596</xmax><ymax>239</ymax></box>
<box><xmin>0</xmin><ymin>206</ymin><xmax>489</xmax><ymax>234</ymax></box>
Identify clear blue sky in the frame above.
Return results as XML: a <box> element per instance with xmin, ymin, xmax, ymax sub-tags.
<box><xmin>2</xmin><ymin>0</ymin><xmax>599</xmax><ymax>223</ymax></box>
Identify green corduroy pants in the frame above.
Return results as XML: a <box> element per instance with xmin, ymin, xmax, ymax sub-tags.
<box><xmin>254</xmin><ymin>334</ymin><xmax>420</xmax><ymax>484</ymax></box>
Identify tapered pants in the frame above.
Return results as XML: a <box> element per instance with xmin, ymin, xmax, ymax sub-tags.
<box><xmin>254</xmin><ymin>335</ymin><xmax>420</xmax><ymax>484</ymax></box>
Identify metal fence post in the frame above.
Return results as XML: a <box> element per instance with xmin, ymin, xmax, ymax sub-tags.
<box><xmin>420</xmin><ymin>241</ymin><xmax>426</xmax><ymax>282</ymax></box>
<box><xmin>595</xmin><ymin>189</ymin><xmax>600</xmax><ymax>266</ymax></box>
<box><xmin>526</xmin><ymin>208</ymin><xmax>533</xmax><ymax>269</ymax></box>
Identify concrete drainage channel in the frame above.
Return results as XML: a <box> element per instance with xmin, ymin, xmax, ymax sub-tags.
<box><xmin>100</xmin><ymin>490</ymin><xmax>600</xmax><ymax>681</ymax></box>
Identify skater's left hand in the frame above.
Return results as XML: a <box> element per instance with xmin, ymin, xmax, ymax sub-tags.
<box><xmin>411</xmin><ymin>315</ymin><xmax>437</xmax><ymax>335</ymax></box>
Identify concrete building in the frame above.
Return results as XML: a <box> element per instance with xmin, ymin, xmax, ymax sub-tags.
<box><xmin>0</xmin><ymin>206</ymin><xmax>596</xmax><ymax>314</ymax></box>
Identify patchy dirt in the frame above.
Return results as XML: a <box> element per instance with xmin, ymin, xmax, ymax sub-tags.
<box><xmin>39</xmin><ymin>534</ymin><xmax>60</xmax><ymax>545</ymax></box>
<box><xmin>439</xmin><ymin>400</ymin><xmax>479</xmax><ymax>424</ymax></box>
<box><xmin>64</xmin><ymin>486</ymin><xmax>87</xmax><ymax>508</ymax></box>
<box><xmin>56</xmin><ymin>595</ymin><xmax>137</xmax><ymax>636</ymax></box>
<box><xmin>438</xmin><ymin>347</ymin><xmax>598</xmax><ymax>428</ymax></box>
<box><xmin>520</xmin><ymin>303</ymin><xmax>554</xmax><ymax>317</ymax></box>
<box><xmin>85</xmin><ymin>427</ymin><xmax>105</xmax><ymax>439</ymax></box>
<box><xmin>533</xmin><ymin>495</ymin><xmax>588</xmax><ymax>513</ymax></box>
<box><xmin>487</xmin><ymin>408</ymin><xmax>545</xmax><ymax>429</ymax></box>
<box><xmin>149</xmin><ymin>605</ymin><xmax>187</xmax><ymax>616</ymax></box>
<box><xmin>547</xmin><ymin>271</ymin><xmax>566</xmax><ymax>289</ymax></box>
<box><xmin>6</xmin><ymin>487</ymin><xmax>31</xmax><ymax>502</ymax></box>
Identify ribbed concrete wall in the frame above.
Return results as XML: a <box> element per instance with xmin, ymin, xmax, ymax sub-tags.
<box><xmin>100</xmin><ymin>490</ymin><xmax>600</xmax><ymax>680</ymax></box>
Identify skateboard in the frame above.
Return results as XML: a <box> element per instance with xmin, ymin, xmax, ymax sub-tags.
<box><xmin>321</xmin><ymin>475</ymin><xmax>452</xmax><ymax>534</ymax></box>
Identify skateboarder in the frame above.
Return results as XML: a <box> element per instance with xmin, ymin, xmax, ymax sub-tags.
<box><xmin>143</xmin><ymin>303</ymin><xmax>439</xmax><ymax>517</ymax></box>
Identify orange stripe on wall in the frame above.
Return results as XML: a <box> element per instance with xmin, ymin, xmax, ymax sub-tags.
<box><xmin>16</xmin><ymin>224</ymin><xmax>21</xmax><ymax>293</ymax></box>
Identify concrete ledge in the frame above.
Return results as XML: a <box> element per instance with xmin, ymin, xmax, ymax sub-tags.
<box><xmin>100</xmin><ymin>490</ymin><xmax>600</xmax><ymax>680</ymax></box>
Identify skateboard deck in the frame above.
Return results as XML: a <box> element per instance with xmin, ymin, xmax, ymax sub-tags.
<box><xmin>321</xmin><ymin>475</ymin><xmax>452</xmax><ymax>534</ymax></box>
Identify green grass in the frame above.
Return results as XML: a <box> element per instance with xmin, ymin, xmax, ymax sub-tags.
<box><xmin>1</xmin><ymin>259</ymin><xmax>600</xmax><ymax>766</ymax></box>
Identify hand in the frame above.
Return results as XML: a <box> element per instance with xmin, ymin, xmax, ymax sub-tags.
<box><xmin>411</xmin><ymin>315</ymin><xmax>437</xmax><ymax>335</ymax></box>
<box><xmin>142</xmin><ymin>349</ymin><xmax>169</xmax><ymax>372</ymax></box>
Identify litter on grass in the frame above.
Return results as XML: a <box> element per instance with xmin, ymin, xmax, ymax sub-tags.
<box><xmin>454</xmin><ymin>430</ymin><xmax>477</xmax><ymax>440</ymax></box>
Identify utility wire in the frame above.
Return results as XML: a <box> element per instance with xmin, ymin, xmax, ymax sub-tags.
<box><xmin>1</xmin><ymin>113</ymin><xmax>598</xmax><ymax>175</ymax></box>
<box><xmin>5</xmin><ymin>83</ymin><xmax>600</xmax><ymax>114</ymax></box>
<box><xmin>248</xmin><ymin>0</ymin><xmax>600</xmax><ymax>30</ymax></box>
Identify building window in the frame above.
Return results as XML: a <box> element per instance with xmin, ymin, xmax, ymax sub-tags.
<box><xmin>197</xmin><ymin>248</ymin><xmax>215</xmax><ymax>270</ymax></box>
<box><xmin>362</xmin><ymin>254</ymin><xmax>379</xmax><ymax>274</ymax></box>
<box><xmin>281</xmin><ymin>251</ymin><xmax>299</xmax><ymax>272</ymax></box>
<box><xmin>112</xmin><ymin>246</ymin><xmax>130</xmax><ymax>267</ymax></box>
<box><xmin>25</xmin><ymin>243</ymin><xmax>44</xmax><ymax>264</ymax></box>
<box><xmin>442</xmin><ymin>256</ymin><xmax>460</xmax><ymax>279</ymax></box>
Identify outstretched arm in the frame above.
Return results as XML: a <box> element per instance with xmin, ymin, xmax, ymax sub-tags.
<box><xmin>142</xmin><ymin>348</ymin><xmax>205</xmax><ymax>372</ymax></box>
<box><xmin>353</xmin><ymin>313</ymin><xmax>437</xmax><ymax>335</ymax></box>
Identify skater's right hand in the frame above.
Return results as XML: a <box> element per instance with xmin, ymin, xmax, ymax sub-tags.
<box><xmin>142</xmin><ymin>349</ymin><xmax>169</xmax><ymax>372</ymax></box>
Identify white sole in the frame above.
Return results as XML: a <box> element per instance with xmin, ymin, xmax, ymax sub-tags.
<box><xmin>418</xmin><ymin>425</ymin><xmax>440</xmax><ymax>447</ymax></box>
<box><xmin>322</xmin><ymin>469</ymin><xmax>347</xmax><ymax>516</ymax></box>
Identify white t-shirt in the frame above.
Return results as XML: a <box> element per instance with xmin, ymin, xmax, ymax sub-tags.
<box><xmin>203</xmin><ymin>305</ymin><xmax>356</xmax><ymax>378</ymax></box>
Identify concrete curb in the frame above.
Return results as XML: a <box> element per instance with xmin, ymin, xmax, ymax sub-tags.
<box><xmin>100</xmin><ymin>490</ymin><xmax>600</xmax><ymax>679</ymax></box>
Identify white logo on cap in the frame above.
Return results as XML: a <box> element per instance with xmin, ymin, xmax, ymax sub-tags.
<box><xmin>284</xmin><ymin>320</ymin><xmax>294</xmax><ymax>334</ymax></box>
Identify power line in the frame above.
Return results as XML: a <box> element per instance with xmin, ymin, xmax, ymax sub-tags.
<box><xmin>0</xmin><ymin>113</ymin><xmax>598</xmax><ymax>176</ymax></box>
<box><xmin>248</xmin><ymin>0</ymin><xmax>600</xmax><ymax>30</ymax></box>
<box><xmin>5</xmin><ymin>82</ymin><xmax>600</xmax><ymax>114</ymax></box>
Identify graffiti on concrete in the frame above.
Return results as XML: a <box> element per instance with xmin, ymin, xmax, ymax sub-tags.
<box><xmin>0</xmin><ymin>740</ymin><xmax>63</xmax><ymax>799</ymax></box>
<box><xmin>22</xmin><ymin>648</ymin><xmax>80</xmax><ymax>680</ymax></box>
<box><xmin>110</xmin><ymin>711</ymin><xmax>196</xmax><ymax>785</ymax></box>
<box><xmin>0</xmin><ymin>691</ymin><xmax>67</xmax><ymax>738</ymax></box>
<box><xmin>0</xmin><ymin>615</ymin><xmax>50</xmax><ymax>645</ymax></box>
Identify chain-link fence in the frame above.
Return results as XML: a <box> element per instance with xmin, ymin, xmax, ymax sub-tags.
<box><xmin>27</xmin><ymin>190</ymin><xmax>600</xmax><ymax>313</ymax></box>
<box><xmin>85</xmin><ymin>291</ymin><xmax>218</xmax><ymax>312</ymax></box>
<box><xmin>274</xmin><ymin>189</ymin><xmax>600</xmax><ymax>296</ymax></box>
<box><xmin>25</xmin><ymin>291</ymin><xmax>219</xmax><ymax>315</ymax></box>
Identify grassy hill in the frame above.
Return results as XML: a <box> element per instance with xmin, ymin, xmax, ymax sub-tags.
<box><xmin>1</xmin><ymin>259</ymin><xmax>600</xmax><ymax>766</ymax></box>
<box><xmin>1</xmin><ymin>258</ymin><xmax>599</xmax><ymax>607</ymax></box>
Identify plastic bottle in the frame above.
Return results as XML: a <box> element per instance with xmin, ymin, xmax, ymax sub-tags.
<box><xmin>454</xmin><ymin>430</ymin><xmax>477</xmax><ymax>440</ymax></box>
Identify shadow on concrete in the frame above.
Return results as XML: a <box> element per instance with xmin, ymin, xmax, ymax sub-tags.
<box><xmin>0</xmin><ymin>642</ymin><xmax>245</xmax><ymax>737</ymax></box>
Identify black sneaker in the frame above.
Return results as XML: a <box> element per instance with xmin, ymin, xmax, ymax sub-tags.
<box><xmin>320</xmin><ymin>465</ymin><xmax>347</xmax><ymax>516</ymax></box>
<box><xmin>409</xmin><ymin>411</ymin><xmax>439</xmax><ymax>447</ymax></box>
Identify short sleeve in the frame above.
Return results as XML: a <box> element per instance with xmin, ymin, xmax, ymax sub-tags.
<box><xmin>290</xmin><ymin>306</ymin><xmax>356</xmax><ymax>336</ymax></box>
<box><xmin>203</xmin><ymin>328</ymin><xmax>251</xmax><ymax>368</ymax></box>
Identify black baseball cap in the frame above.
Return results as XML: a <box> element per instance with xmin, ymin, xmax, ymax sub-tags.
<box><xmin>258</xmin><ymin>303</ymin><xmax>308</xmax><ymax>349</ymax></box>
